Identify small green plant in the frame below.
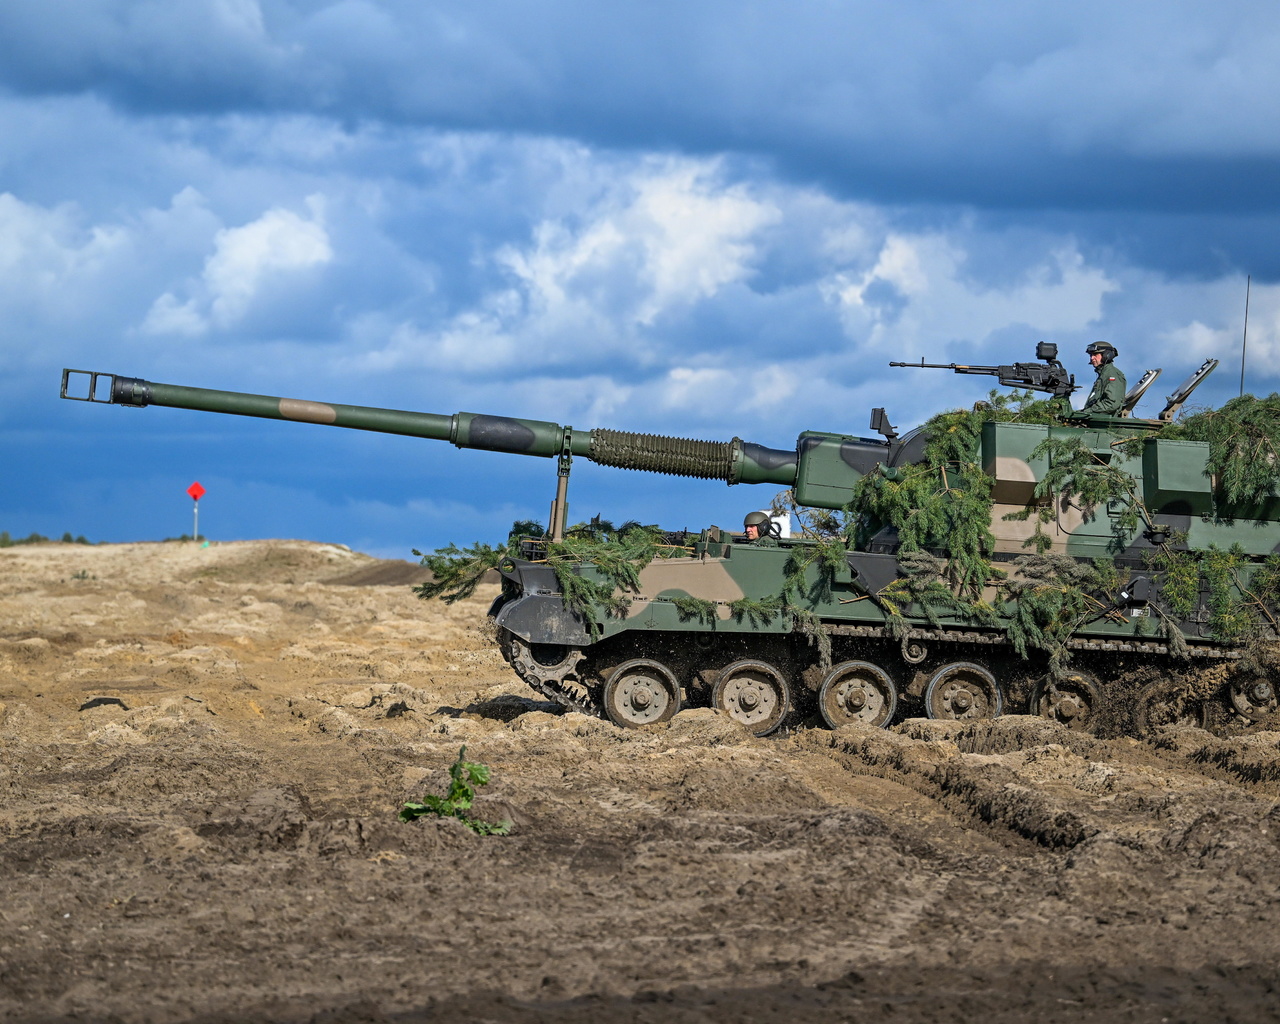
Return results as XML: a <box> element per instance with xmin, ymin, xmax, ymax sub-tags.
<box><xmin>399</xmin><ymin>746</ymin><xmax>512</xmax><ymax>836</ymax></box>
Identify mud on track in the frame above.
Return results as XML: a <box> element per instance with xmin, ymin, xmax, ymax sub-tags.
<box><xmin>2</xmin><ymin>540</ymin><xmax>1279</xmax><ymax>1023</ymax></box>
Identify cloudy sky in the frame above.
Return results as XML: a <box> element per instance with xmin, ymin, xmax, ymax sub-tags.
<box><xmin>5</xmin><ymin>1</ymin><xmax>1280</xmax><ymax>557</ymax></box>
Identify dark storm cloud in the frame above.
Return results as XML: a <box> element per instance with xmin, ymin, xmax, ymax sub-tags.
<box><xmin>4</xmin><ymin>1</ymin><xmax>1280</xmax><ymax>223</ymax></box>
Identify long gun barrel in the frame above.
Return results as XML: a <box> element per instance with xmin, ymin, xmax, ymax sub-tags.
<box><xmin>60</xmin><ymin>369</ymin><xmax>800</xmax><ymax>487</ymax></box>
<box><xmin>890</xmin><ymin>342</ymin><xmax>1076</xmax><ymax>399</ymax></box>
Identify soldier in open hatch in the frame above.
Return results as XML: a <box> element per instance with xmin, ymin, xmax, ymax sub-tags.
<box><xmin>742</xmin><ymin>510</ymin><xmax>779</xmax><ymax>546</ymax></box>
<box><xmin>1079</xmin><ymin>341</ymin><xmax>1126</xmax><ymax>416</ymax></box>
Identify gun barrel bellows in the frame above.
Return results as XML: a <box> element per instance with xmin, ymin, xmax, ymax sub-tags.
<box><xmin>589</xmin><ymin>428</ymin><xmax>737</xmax><ymax>480</ymax></box>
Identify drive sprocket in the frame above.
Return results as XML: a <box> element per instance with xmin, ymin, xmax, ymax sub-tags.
<box><xmin>502</xmin><ymin>633</ymin><xmax>599</xmax><ymax>717</ymax></box>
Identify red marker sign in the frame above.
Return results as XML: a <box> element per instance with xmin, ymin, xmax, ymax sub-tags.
<box><xmin>187</xmin><ymin>482</ymin><xmax>206</xmax><ymax>541</ymax></box>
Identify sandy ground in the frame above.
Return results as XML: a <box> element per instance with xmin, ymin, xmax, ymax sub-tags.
<box><xmin>2</xmin><ymin>539</ymin><xmax>1279</xmax><ymax>1023</ymax></box>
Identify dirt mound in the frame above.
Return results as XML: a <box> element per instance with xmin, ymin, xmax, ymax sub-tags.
<box><xmin>326</xmin><ymin>560</ymin><xmax>434</xmax><ymax>586</ymax></box>
<box><xmin>1</xmin><ymin>540</ymin><xmax>1278</xmax><ymax>1023</ymax></box>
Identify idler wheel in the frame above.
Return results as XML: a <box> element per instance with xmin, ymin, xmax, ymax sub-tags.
<box><xmin>1029</xmin><ymin>671</ymin><xmax>1102</xmax><ymax>733</ymax></box>
<box><xmin>924</xmin><ymin>662</ymin><xmax>1003</xmax><ymax>721</ymax></box>
<box><xmin>712</xmin><ymin>659</ymin><xmax>791</xmax><ymax>737</ymax></box>
<box><xmin>603</xmin><ymin>659</ymin><xmax>681</xmax><ymax>728</ymax></box>
<box><xmin>818</xmin><ymin>660</ymin><xmax>898</xmax><ymax>729</ymax></box>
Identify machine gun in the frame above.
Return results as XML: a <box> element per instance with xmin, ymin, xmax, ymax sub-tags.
<box><xmin>891</xmin><ymin>342</ymin><xmax>1075</xmax><ymax>398</ymax></box>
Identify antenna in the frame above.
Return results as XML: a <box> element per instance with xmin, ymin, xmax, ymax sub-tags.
<box><xmin>1240</xmin><ymin>274</ymin><xmax>1251</xmax><ymax>397</ymax></box>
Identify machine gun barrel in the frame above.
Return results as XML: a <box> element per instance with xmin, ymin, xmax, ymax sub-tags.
<box><xmin>59</xmin><ymin>369</ymin><xmax>799</xmax><ymax>487</ymax></box>
<box><xmin>888</xmin><ymin>360</ymin><xmax>998</xmax><ymax>374</ymax></box>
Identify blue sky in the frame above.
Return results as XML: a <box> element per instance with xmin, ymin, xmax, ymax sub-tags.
<box><xmin>4</xmin><ymin>1</ymin><xmax>1280</xmax><ymax>557</ymax></box>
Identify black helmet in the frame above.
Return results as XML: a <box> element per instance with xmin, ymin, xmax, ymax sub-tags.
<box><xmin>1085</xmin><ymin>341</ymin><xmax>1118</xmax><ymax>363</ymax></box>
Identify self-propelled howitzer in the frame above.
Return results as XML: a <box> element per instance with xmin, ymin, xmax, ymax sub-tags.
<box><xmin>59</xmin><ymin>358</ymin><xmax>1280</xmax><ymax>739</ymax></box>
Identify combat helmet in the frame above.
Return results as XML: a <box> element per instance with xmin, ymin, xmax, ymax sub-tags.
<box><xmin>1085</xmin><ymin>341</ymin><xmax>1118</xmax><ymax>364</ymax></box>
<box><xmin>743</xmin><ymin>510</ymin><xmax>775</xmax><ymax>537</ymax></box>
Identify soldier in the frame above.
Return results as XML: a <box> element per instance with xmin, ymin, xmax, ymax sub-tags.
<box><xmin>1079</xmin><ymin>341</ymin><xmax>1126</xmax><ymax>416</ymax></box>
<box><xmin>742</xmin><ymin>510</ymin><xmax>778</xmax><ymax>545</ymax></box>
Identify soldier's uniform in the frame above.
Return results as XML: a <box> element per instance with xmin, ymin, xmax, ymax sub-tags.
<box><xmin>1080</xmin><ymin>342</ymin><xmax>1126</xmax><ymax>416</ymax></box>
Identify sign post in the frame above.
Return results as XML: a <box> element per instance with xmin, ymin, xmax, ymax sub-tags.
<box><xmin>187</xmin><ymin>481</ymin><xmax>206</xmax><ymax>541</ymax></box>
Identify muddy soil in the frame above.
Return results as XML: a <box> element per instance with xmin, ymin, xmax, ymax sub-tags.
<box><xmin>2</xmin><ymin>540</ymin><xmax>1279</xmax><ymax>1023</ymax></box>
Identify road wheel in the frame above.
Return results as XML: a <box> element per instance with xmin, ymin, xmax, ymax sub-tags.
<box><xmin>1133</xmin><ymin>679</ymin><xmax>1210</xmax><ymax>737</ymax></box>
<box><xmin>819</xmin><ymin>661</ymin><xmax>897</xmax><ymax>729</ymax></box>
<box><xmin>603</xmin><ymin>659</ymin><xmax>680</xmax><ymax>728</ymax></box>
<box><xmin>1229</xmin><ymin>675</ymin><xmax>1278</xmax><ymax>723</ymax></box>
<box><xmin>713</xmin><ymin>659</ymin><xmax>791</xmax><ymax>736</ymax></box>
<box><xmin>924</xmin><ymin>661</ymin><xmax>1002</xmax><ymax>721</ymax></box>
<box><xmin>1029</xmin><ymin>671</ymin><xmax>1101</xmax><ymax>732</ymax></box>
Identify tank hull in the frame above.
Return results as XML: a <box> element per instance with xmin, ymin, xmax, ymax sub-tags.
<box><xmin>489</xmin><ymin>524</ymin><xmax>1274</xmax><ymax>737</ymax></box>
